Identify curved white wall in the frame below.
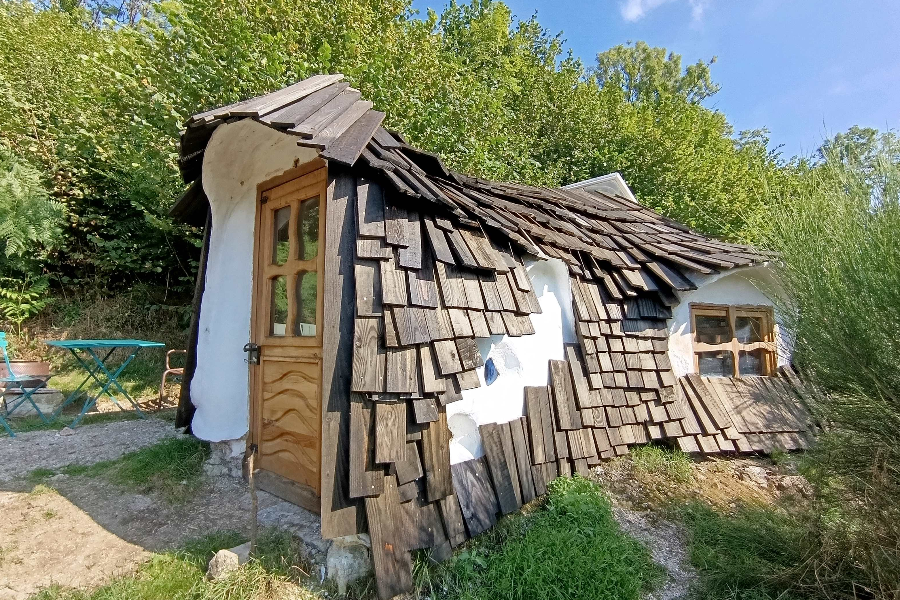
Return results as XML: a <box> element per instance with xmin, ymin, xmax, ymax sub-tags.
<box><xmin>191</xmin><ymin>120</ymin><xmax>318</xmax><ymax>441</ymax></box>
<box><xmin>667</xmin><ymin>266</ymin><xmax>791</xmax><ymax>377</ymax></box>
<box><xmin>447</xmin><ymin>257</ymin><xmax>575</xmax><ymax>464</ymax></box>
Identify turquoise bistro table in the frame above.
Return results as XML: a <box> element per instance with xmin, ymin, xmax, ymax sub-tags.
<box><xmin>45</xmin><ymin>339</ymin><xmax>165</xmax><ymax>427</ymax></box>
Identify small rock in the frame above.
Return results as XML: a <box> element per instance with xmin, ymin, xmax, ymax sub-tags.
<box><xmin>228</xmin><ymin>541</ymin><xmax>251</xmax><ymax>565</ymax></box>
<box><xmin>207</xmin><ymin>549</ymin><xmax>240</xmax><ymax>580</ymax></box>
<box><xmin>326</xmin><ymin>534</ymin><xmax>372</xmax><ymax>595</ymax></box>
<box><xmin>49</xmin><ymin>473</ymin><xmax>68</xmax><ymax>481</ymax></box>
<box><xmin>742</xmin><ymin>466</ymin><xmax>769</xmax><ymax>486</ymax></box>
<box><xmin>58</xmin><ymin>428</ymin><xmax>77</xmax><ymax>437</ymax></box>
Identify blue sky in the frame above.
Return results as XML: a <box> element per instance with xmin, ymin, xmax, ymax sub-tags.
<box><xmin>409</xmin><ymin>0</ymin><xmax>900</xmax><ymax>159</ymax></box>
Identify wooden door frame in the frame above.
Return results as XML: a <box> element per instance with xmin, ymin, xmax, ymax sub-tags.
<box><xmin>248</xmin><ymin>157</ymin><xmax>328</xmax><ymax>511</ymax></box>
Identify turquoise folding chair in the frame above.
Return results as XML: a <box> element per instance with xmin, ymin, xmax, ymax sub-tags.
<box><xmin>0</xmin><ymin>332</ymin><xmax>52</xmax><ymax>436</ymax></box>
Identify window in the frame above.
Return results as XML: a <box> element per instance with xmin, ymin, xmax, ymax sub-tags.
<box><xmin>691</xmin><ymin>304</ymin><xmax>776</xmax><ymax>377</ymax></box>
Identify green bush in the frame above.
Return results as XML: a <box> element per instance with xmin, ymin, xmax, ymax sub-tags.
<box><xmin>746</xmin><ymin>126</ymin><xmax>900</xmax><ymax>600</ymax></box>
<box><xmin>426</xmin><ymin>476</ymin><xmax>661</xmax><ymax>600</ymax></box>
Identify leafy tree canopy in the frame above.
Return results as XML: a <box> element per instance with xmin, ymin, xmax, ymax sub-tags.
<box><xmin>0</xmin><ymin>0</ymin><xmax>809</xmax><ymax>294</ymax></box>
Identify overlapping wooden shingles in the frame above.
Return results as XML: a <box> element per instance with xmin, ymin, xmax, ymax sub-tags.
<box><xmin>348</xmin><ymin>168</ymin><xmax>544</xmax><ymax>598</ymax></box>
<box><xmin>179</xmin><ymin>74</ymin><xmax>387</xmax><ymax>185</ymax></box>
<box><xmin>675</xmin><ymin>372</ymin><xmax>813</xmax><ymax>455</ymax></box>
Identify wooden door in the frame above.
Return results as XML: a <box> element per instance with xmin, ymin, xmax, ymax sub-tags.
<box><xmin>250</xmin><ymin>163</ymin><xmax>326</xmax><ymax>496</ymax></box>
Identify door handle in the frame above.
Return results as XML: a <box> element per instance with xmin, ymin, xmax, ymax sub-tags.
<box><xmin>243</xmin><ymin>343</ymin><xmax>261</xmax><ymax>365</ymax></box>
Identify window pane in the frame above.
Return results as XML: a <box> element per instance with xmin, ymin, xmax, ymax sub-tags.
<box><xmin>270</xmin><ymin>276</ymin><xmax>288</xmax><ymax>336</ymax></box>
<box><xmin>297</xmin><ymin>197</ymin><xmax>319</xmax><ymax>261</ymax></box>
<box><xmin>272</xmin><ymin>206</ymin><xmax>291</xmax><ymax>266</ymax></box>
<box><xmin>736</xmin><ymin>315</ymin><xmax>764</xmax><ymax>343</ymax></box>
<box><xmin>695</xmin><ymin>314</ymin><xmax>732</xmax><ymax>345</ymax></box>
<box><xmin>697</xmin><ymin>351</ymin><xmax>734</xmax><ymax>377</ymax></box>
<box><xmin>739</xmin><ymin>349</ymin><xmax>765</xmax><ymax>376</ymax></box>
<box><xmin>294</xmin><ymin>271</ymin><xmax>317</xmax><ymax>336</ymax></box>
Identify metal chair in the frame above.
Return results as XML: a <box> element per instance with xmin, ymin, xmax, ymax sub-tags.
<box><xmin>159</xmin><ymin>349</ymin><xmax>186</xmax><ymax>409</ymax></box>
<box><xmin>0</xmin><ymin>332</ymin><xmax>52</xmax><ymax>436</ymax></box>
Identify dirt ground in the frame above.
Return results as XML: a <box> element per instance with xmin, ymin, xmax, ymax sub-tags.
<box><xmin>0</xmin><ymin>418</ymin><xmax>325</xmax><ymax>600</ymax></box>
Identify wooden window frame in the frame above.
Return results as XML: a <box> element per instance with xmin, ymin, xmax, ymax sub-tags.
<box><xmin>691</xmin><ymin>303</ymin><xmax>776</xmax><ymax>377</ymax></box>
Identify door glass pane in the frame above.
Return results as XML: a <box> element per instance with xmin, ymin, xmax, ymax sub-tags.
<box><xmin>739</xmin><ymin>349</ymin><xmax>765</xmax><ymax>375</ymax></box>
<box><xmin>697</xmin><ymin>351</ymin><xmax>734</xmax><ymax>377</ymax></box>
<box><xmin>695</xmin><ymin>313</ymin><xmax>732</xmax><ymax>344</ymax></box>
<box><xmin>272</xmin><ymin>206</ymin><xmax>291</xmax><ymax>266</ymax></box>
<box><xmin>735</xmin><ymin>315</ymin><xmax>764</xmax><ymax>343</ymax></box>
<box><xmin>294</xmin><ymin>271</ymin><xmax>317</xmax><ymax>336</ymax></box>
<box><xmin>297</xmin><ymin>197</ymin><xmax>319</xmax><ymax>261</ymax></box>
<box><xmin>270</xmin><ymin>276</ymin><xmax>288</xmax><ymax>336</ymax></box>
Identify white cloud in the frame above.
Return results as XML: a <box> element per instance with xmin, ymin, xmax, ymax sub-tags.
<box><xmin>619</xmin><ymin>0</ymin><xmax>674</xmax><ymax>22</ymax></box>
<box><xmin>619</xmin><ymin>0</ymin><xmax>711</xmax><ymax>23</ymax></box>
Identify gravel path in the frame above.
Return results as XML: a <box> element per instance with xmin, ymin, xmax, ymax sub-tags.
<box><xmin>0</xmin><ymin>417</ymin><xmax>178</xmax><ymax>482</ymax></box>
<box><xmin>612</xmin><ymin>506</ymin><xmax>698</xmax><ymax>600</ymax></box>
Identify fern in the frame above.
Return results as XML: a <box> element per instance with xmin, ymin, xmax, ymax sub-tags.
<box><xmin>0</xmin><ymin>143</ymin><xmax>65</xmax><ymax>259</ymax></box>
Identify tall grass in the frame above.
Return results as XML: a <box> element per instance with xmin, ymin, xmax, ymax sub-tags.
<box><xmin>422</xmin><ymin>476</ymin><xmax>662</xmax><ymax>600</ymax></box>
<box><xmin>752</xmin><ymin>130</ymin><xmax>900</xmax><ymax>599</ymax></box>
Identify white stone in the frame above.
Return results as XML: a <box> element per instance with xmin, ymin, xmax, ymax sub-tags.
<box><xmin>742</xmin><ymin>465</ymin><xmax>769</xmax><ymax>486</ymax></box>
<box><xmin>326</xmin><ymin>534</ymin><xmax>372</xmax><ymax>595</ymax></box>
<box><xmin>207</xmin><ymin>549</ymin><xmax>240</xmax><ymax>580</ymax></box>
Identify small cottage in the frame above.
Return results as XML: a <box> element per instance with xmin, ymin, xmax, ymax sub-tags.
<box><xmin>171</xmin><ymin>74</ymin><xmax>813</xmax><ymax>598</ymax></box>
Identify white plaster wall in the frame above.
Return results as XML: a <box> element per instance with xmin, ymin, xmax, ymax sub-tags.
<box><xmin>191</xmin><ymin>120</ymin><xmax>318</xmax><ymax>441</ymax></box>
<box><xmin>667</xmin><ymin>266</ymin><xmax>792</xmax><ymax>377</ymax></box>
<box><xmin>447</xmin><ymin>257</ymin><xmax>575</xmax><ymax>464</ymax></box>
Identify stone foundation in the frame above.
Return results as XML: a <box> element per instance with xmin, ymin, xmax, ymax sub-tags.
<box><xmin>203</xmin><ymin>437</ymin><xmax>245</xmax><ymax>479</ymax></box>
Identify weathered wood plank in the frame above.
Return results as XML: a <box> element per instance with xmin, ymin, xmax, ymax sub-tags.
<box><xmin>349</xmin><ymin>394</ymin><xmax>385</xmax><ymax>498</ymax></box>
<box><xmin>510</xmin><ymin>417</ymin><xmax>536</xmax><ymax>503</ymax></box>
<box><xmin>392</xmin><ymin>307</ymin><xmax>431</xmax><ymax>346</ymax></box>
<box><xmin>398</xmin><ymin>211</ymin><xmax>423</xmax><ymax>269</ymax></box>
<box><xmin>355</xmin><ymin>260</ymin><xmax>382</xmax><ymax>317</ymax></box>
<box><xmin>384</xmin><ymin>202</ymin><xmax>409</xmax><ymax>247</ymax></box>
<box><xmin>375</xmin><ymin>401</ymin><xmax>407</xmax><ymax>464</ymax></box>
<box><xmin>419</xmin><ymin>344</ymin><xmax>447</xmax><ymax>394</ymax></box>
<box><xmin>524</xmin><ymin>387</ymin><xmax>548</xmax><ymax>464</ymax></box>
<box><xmin>455</xmin><ymin>337</ymin><xmax>483</xmax><ymax>371</ymax></box>
<box><xmin>423</xmin><ymin>217</ymin><xmax>456</xmax><ymax>264</ymax></box>
<box><xmin>412</xmin><ymin>397</ymin><xmax>440</xmax><ymax>423</ymax></box>
<box><xmin>468</xmin><ymin>310</ymin><xmax>490</xmax><ymax>337</ymax></box>
<box><xmin>385</xmin><ymin>346</ymin><xmax>420</xmax><ymax>394</ymax></box>
<box><xmin>447</xmin><ymin>308</ymin><xmax>474</xmax><ymax>337</ymax></box>
<box><xmin>433</xmin><ymin>340</ymin><xmax>463</xmax><ymax>375</ymax></box>
<box><xmin>380</xmin><ymin>252</ymin><xmax>408</xmax><ymax>306</ymax></box>
<box><xmin>485</xmin><ymin>311</ymin><xmax>507</xmax><ymax>335</ymax></box>
<box><xmin>444</xmin><ymin>227</ymin><xmax>480</xmax><ymax>269</ymax></box>
<box><xmin>421</xmin><ymin>408</ymin><xmax>453</xmax><ymax>501</ymax></box>
<box><xmin>451</xmin><ymin>457</ymin><xmax>499</xmax><ymax>537</ymax></box>
<box><xmin>438</xmin><ymin>494</ymin><xmax>468</xmax><ymax>548</ymax></box>
<box><xmin>435</xmin><ymin>262</ymin><xmax>468</xmax><ymax>308</ymax></box>
<box><xmin>321</xmin><ymin>169</ymin><xmax>364</xmax><ymax>538</ymax></box>
<box><xmin>365</xmin><ymin>474</ymin><xmax>413</xmax><ymax>600</ymax></box>
<box><xmin>394</xmin><ymin>440</ymin><xmax>424</xmax><ymax>485</ymax></box>
<box><xmin>407</xmin><ymin>243</ymin><xmax>440</xmax><ymax>308</ymax></box>
<box><xmin>480</xmin><ymin>423</ymin><xmax>519</xmax><ymax>514</ymax></box>
<box><xmin>549</xmin><ymin>360</ymin><xmax>582</xmax><ymax>430</ymax></box>
<box><xmin>356</xmin><ymin>238</ymin><xmax>393</xmax><ymax>260</ymax></box>
<box><xmin>352</xmin><ymin>317</ymin><xmax>385</xmax><ymax>392</ymax></box>
<box><xmin>356</xmin><ymin>177</ymin><xmax>385</xmax><ymax>238</ymax></box>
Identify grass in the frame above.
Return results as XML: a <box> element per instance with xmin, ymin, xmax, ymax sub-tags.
<box><xmin>27</xmin><ymin>436</ymin><xmax>211</xmax><ymax>501</ymax></box>
<box><xmin>630</xmin><ymin>445</ymin><xmax>693</xmax><ymax>483</ymax></box>
<box><xmin>30</xmin><ymin>528</ymin><xmax>319</xmax><ymax>600</ymax></box>
<box><xmin>420</xmin><ymin>476</ymin><xmax>663</xmax><ymax>600</ymax></box>
<box><xmin>680</xmin><ymin>502</ymin><xmax>810</xmax><ymax>600</ymax></box>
